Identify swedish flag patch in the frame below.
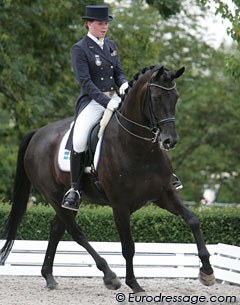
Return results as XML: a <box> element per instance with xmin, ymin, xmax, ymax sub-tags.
<box><xmin>63</xmin><ymin>150</ymin><xmax>70</xmax><ymax>160</ymax></box>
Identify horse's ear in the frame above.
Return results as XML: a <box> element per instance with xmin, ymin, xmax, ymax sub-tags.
<box><xmin>151</xmin><ymin>66</ymin><xmax>164</xmax><ymax>80</ymax></box>
<box><xmin>174</xmin><ymin>67</ymin><xmax>185</xmax><ymax>79</ymax></box>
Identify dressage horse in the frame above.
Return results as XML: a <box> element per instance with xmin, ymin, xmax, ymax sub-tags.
<box><xmin>0</xmin><ymin>66</ymin><xmax>215</xmax><ymax>292</ymax></box>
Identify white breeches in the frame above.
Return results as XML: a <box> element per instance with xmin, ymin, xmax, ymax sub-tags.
<box><xmin>73</xmin><ymin>100</ymin><xmax>105</xmax><ymax>153</ymax></box>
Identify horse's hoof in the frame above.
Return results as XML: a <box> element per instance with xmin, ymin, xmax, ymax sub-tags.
<box><xmin>104</xmin><ymin>276</ymin><xmax>122</xmax><ymax>290</ymax></box>
<box><xmin>46</xmin><ymin>281</ymin><xmax>59</xmax><ymax>290</ymax></box>
<box><xmin>199</xmin><ymin>271</ymin><xmax>215</xmax><ymax>286</ymax></box>
<box><xmin>46</xmin><ymin>282</ymin><xmax>59</xmax><ymax>290</ymax></box>
<box><xmin>45</xmin><ymin>278</ymin><xmax>59</xmax><ymax>290</ymax></box>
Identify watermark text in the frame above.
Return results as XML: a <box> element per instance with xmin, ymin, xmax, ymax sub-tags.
<box><xmin>115</xmin><ymin>292</ymin><xmax>237</xmax><ymax>304</ymax></box>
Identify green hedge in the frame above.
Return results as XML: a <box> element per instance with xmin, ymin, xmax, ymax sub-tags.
<box><xmin>0</xmin><ymin>203</ymin><xmax>240</xmax><ymax>246</ymax></box>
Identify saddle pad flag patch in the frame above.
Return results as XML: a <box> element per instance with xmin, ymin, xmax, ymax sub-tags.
<box><xmin>63</xmin><ymin>150</ymin><xmax>70</xmax><ymax>160</ymax></box>
<box><xmin>58</xmin><ymin>129</ymin><xmax>71</xmax><ymax>172</ymax></box>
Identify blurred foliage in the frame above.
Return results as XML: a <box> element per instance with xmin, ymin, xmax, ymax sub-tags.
<box><xmin>145</xmin><ymin>0</ymin><xmax>183</xmax><ymax>18</ymax></box>
<box><xmin>1</xmin><ymin>203</ymin><xmax>240</xmax><ymax>245</ymax></box>
<box><xmin>0</xmin><ymin>0</ymin><xmax>239</xmax><ymax>203</ymax></box>
<box><xmin>203</xmin><ymin>0</ymin><xmax>240</xmax><ymax>42</ymax></box>
<box><xmin>197</xmin><ymin>0</ymin><xmax>240</xmax><ymax>79</ymax></box>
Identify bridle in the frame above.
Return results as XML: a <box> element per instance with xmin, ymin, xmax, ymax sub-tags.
<box><xmin>147</xmin><ymin>82</ymin><xmax>176</xmax><ymax>128</ymax></box>
<box><xmin>115</xmin><ymin>81</ymin><xmax>176</xmax><ymax>143</ymax></box>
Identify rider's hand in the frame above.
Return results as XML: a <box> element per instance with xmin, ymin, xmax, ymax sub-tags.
<box><xmin>107</xmin><ymin>93</ymin><xmax>121</xmax><ymax>111</ymax></box>
<box><xmin>119</xmin><ymin>82</ymin><xmax>129</xmax><ymax>95</ymax></box>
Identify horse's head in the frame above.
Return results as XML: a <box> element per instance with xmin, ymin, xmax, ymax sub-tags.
<box><xmin>117</xmin><ymin>65</ymin><xmax>185</xmax><ymax>150</ymax></box>
<box><xmin>145</xmin><ymin>66</ymin><xmax>185</xmax><ymax>150</ymax></box>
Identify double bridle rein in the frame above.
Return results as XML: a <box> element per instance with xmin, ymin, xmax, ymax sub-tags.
<box><xmin>115</xmin><ymin>82</ymin><xmax>176</xmax><ymax>143</ymax></box>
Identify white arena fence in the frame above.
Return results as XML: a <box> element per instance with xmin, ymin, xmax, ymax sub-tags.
<box><xmin>0</xmin><ymin>241</ymin><xmax>239</xmax><ymax>285</ymax></box>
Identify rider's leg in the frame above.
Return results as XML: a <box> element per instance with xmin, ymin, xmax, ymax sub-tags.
<box><xmin>62</xmin><ymin>100</ymin><xmax>104</xmax><ymax>211</ymax></box>
<box><xmin>62</xmin><ymin>150</ymin><xmax>85</xmax><ymax>211</ymax></box>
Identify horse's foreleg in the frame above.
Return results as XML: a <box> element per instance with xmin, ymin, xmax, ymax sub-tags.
<box><xmin>181</xmin><ymin>208</ymin><xmax>215</xmax><ymax>285</ymax></box>
<box><xmin>41</xmin><ymin>214</ymin><xmax>65</xmax><ymax>289</ymax></box>
<box><xmin>113</xmin><ymin>207</ymin><xmax>145</xmax><ymax>293</ymax></box>
<box><xmin>155</xmin><ymin>191</ymin><xmax>215</xmax><ymax>286</ymax></box>
<box><xmin>57</xmin><ymin>209</ymin><xmax>121</xmax><ymax>290</ymax></box>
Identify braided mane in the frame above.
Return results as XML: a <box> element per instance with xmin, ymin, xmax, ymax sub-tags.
<box><xmin>121</xmin><ymin>65</ymin><xmax>163</xmax><ymax>102</ymax></box>
<box><xmin>121</xmin><ymin>66</ymin><xmax>156</xmax><ymax>101</ymax></box>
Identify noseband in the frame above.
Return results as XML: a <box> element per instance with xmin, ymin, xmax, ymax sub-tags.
<box><xmin>115</xmin><ymin>81</ymin><xmax>176</xmax><ymax>143</ymax></box>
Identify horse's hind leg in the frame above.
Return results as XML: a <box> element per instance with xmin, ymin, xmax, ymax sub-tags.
<box><xmin>113</xmin><ymin>207</ymin><xmax>144</xmax><ymax>293</ymax></box>
<box><xmin>55</xmin><ymin>208</ymin><xmax>121</xmax><ymax>290</ymax></box>
<box><xmin>41</xmin><ymin>214</ymin><xmax>65</xmax><ymax>289</ymax></box>
<box><xmin>155</xmin><ymin>191</ymin><xmax>215</xmax><ymax>286</ymax></box>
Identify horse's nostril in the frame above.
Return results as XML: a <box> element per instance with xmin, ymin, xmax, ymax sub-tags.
<box><xmin>163</xmin><ymin>138</ymin><xmax>171</xmax><ymax>146</ymax></box>
<box><xmin>163</xmin><ymin>138</ymin><xmax>172</xmax><ymax>150</ymax></box>
<box><xmin>162</xmin><ymin>137</ymin><xmax>178</xmax><ymax>150</ymax></box>
<box><xmin>164</xmin><ymin>138</ymin><xmax>171</xmax><ymax>145</ymax></box>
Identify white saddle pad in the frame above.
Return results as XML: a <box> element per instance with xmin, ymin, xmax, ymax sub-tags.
<box><xmin>58</xmin><ymin>125</ymin><xmax>103</xmax><ymax>173</ymax></box>
<box><xmin>58</xmin><ymin>129</ymin><xmax>71</xmax><ymax>172</ymax></box>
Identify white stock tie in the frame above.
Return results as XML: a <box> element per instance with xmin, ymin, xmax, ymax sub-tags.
<box><xmin>98</xmin><ymin>38</ymin><xmax>104</xmax><ymax>49</ymax></box>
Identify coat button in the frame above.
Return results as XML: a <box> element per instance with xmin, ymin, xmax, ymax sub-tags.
<box><xmin>111</xmin><ymin>87</ymin><xmax>114</xmax><ymax>90</ymax></box>
<box><xmin>110</xmin><ymin>66</ymin><xmax>113</xmax><ymax>69</ymax></box>
<box><xmin>110</xmin><ymin>76</ymin><xmax>113</xmax><ymax>79</ymax></box>
<box><xmin>101</xmin><ymin>77</ymin><xmax>104</xmax><ymax>80</ymax></box>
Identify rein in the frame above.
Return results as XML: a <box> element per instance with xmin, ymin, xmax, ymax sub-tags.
<box><xmin>115</xmin><ymin>81</ymin><xmax>176</xmax><ymax>143</ymax></box>
<box><xmin>115</xmin><ymin>110</ymin><xmax>160</xmax><ymax>143</ymax></box>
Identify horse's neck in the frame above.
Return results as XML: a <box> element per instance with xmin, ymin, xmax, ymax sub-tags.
<box><xmin>121</xmin><ymin>80</ymin><xmax>147</xmax><ymax>125</ymax></box>
<box><xmin>114</xmin><ymin>80</ymin><xmax>161</xmax><ymax>155</ymax></box>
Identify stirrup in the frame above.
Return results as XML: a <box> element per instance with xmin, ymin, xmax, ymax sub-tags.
<box><xmin>172</xmin><ymin>174</ymin><xmax>183</xmax><ymax>191</ymax></box>
<box><xmin>64</xmin><ymin>188</ymin><xmax>81</xmax><ymax>198</ymax></box>
<box><xmin>61</xmin><ymin>188</ymin><xmax>81</xmax><ymax>211</ymax></box>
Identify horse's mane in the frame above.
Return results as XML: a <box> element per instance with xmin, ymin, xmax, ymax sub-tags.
<box><xmin>121</xmin><ymin>65</ymin><xmax>161</xmax><ymax>102</ymax></box>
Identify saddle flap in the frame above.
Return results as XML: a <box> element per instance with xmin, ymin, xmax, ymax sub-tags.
<box><xmin>58</xmin><ymin>122</ymin><xmax>101</xmax><ymax>172</ymax></box>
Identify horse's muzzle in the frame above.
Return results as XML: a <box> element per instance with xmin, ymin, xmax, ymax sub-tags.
<box><xmin>160</xmin><ymin>134</ymin><xmax>180</xmax><ymax>151</ymax></box>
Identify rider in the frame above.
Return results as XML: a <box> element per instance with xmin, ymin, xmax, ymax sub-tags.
<box><xmin>62</xmin><ymin>5</ymin><xmax>129</xmax><ymax>211</ymax></box>
<box><xmin>62</xmin><ymin>5</ymin><xmax>183</xmax><ymax>211</ymax></box>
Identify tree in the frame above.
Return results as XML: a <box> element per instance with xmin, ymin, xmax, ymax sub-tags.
<box><xmin>0</xmin><ymin>0</ymin><xmax>239</xmax><ymax>203</ymax></box>
<box><xmin>0</xmin><ymin>0</ymin><xmax>103</xmax><ymax>198</ymax></box>
<box><xmin>197</xmin><ymin>0</ymin><xmax>240</xmax><ymax>78</ymax></box>
<box><xmin>110</xmin><ymin>1</ymin><xmax>240</xmax><ymax>202</ymax></box>
<box><xmin>145</xmin><ymin>0</ymin><xmax>183</xmax><ymax>18</ymax></box>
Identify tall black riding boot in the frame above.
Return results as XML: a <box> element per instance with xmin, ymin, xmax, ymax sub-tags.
<box><xmin>61</xmin><ymin>151</ymin><xmax>85</xmax><ymax>211</ymax></box>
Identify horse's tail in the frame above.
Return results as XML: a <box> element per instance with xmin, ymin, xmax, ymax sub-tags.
<box><xmin>0</xmin><ymin>130</ymin><xmax>37</xmax><ymax>264</ymax></box>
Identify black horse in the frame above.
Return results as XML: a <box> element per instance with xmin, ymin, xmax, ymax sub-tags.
<box><xmin>0</xmin><ymin>66</ymin><xmax>215</xmax><ymax>292</ymax></box>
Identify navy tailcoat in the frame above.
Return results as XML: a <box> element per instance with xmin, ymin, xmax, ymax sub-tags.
<box><xmin>71</xmin><ymin>35</ymin><xmax>127</xmax><ymax>116</ymax></box>
<box><xmin>66</xmin><ymin>35</ymin><xmax>127</xmax><ymax>149</ymax></box>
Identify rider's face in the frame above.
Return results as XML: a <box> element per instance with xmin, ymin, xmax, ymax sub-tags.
<box><xmin>87</xmin><ymin>20</ymin><xmax>109</xmax><ymax>38</ymax></box>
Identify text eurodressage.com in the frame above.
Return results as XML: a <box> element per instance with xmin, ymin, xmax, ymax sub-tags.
<box><xmin>115</xmin><ymin>292</ymin><xmax>237</xmax><ymax>304</ymax></box>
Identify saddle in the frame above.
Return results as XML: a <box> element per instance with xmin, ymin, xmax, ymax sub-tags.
<box><xmin>86</xmin><ymin>121</ymin><xmax>101</xmax><ymax>167</ymax></box>
<box><xmin>58</xmin><ymin>121</ymin><xmax>106</xmax><ymax>194</ymax></box>
<box><xmin>58</xmin><ymin>121</ymin><xmax>101</xmax><ymax>173</ymax></box>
